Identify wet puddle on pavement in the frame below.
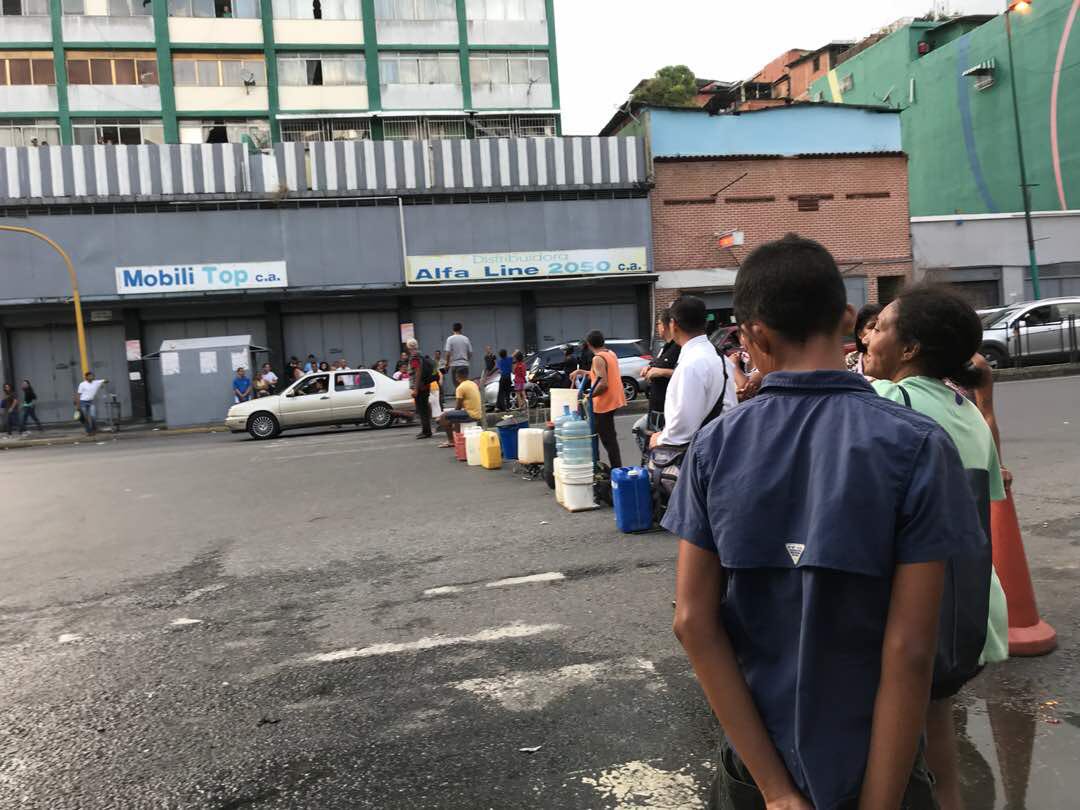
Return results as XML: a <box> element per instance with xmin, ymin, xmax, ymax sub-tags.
<box><xmin>956</xmin><ymin>686</ymin><xmax>1080</xmax><ymax>808</ymax></box>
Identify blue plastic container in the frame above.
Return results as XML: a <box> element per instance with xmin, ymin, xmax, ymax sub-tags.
<box><xmin>611</xmin><ymin>466</ymin><xmax>654</xmax><ymax>533</ymax></box>
<box><xmin>496</xmin><ymin>416</ymin><xmax>529</xmax><ymax>461</ymax></box>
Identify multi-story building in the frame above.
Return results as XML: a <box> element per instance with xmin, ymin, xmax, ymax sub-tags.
<box><xmin>601</xmin><ymin>102</ymin><xmax>911</xmax><ymax>321</ymax></box>
<box><xmin>806</xmin><ymin>3</ymin><xmax>1080</xmax><ymax>306</ymax></box>
<box><xmin>0</xmin><ymin>0</ymin><xmax>560</xmax><ymax>147</ymax></box>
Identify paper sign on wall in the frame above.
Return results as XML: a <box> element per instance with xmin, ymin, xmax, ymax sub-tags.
<box><xmin>230</xmin><ymin>351</ymin><xmax>247</xmax><ymax>372</ymax></box>
<box><xmin>161</xmin><ymin>352</ymin><xmax>180</xmax><ymax>376</ymax></box>
<box><xmin>199</xmin><ymin>351</ymin><xmax>218</xmax><ymax>375</ymax></box>
<box><xmin>399</xmin><ymin>322</ymin><xmax>415</xmax><ymax>344</ymax></box>
<box><xmin>125</xmin><ymin>339</ymin><xmax>142</xmax><ymax>362</ymax></box>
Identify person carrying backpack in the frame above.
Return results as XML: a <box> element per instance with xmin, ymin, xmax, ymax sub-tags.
<box><xmin>407</xmin><ymin>339</ymin><xmax>435</xmax><ymax>439</ymax></box>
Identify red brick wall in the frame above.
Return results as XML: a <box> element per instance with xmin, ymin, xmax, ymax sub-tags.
<box><xmin>651</xmin><ymin>154</ymin><xmax>912</xmax><ymax>305</ymax></box>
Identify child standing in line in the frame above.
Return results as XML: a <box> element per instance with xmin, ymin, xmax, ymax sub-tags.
<box><xmin>665</xmin><ymin>234</ymin><xmax>987</xmax><ymax>810</ymax></box>
<box><xmin>512</xmin><ymin>351</ymin><xmax>527</xmax><ymax>410</ymax></box>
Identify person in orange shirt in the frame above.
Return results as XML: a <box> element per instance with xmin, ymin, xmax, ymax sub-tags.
<box><xmin>585</xmin><ymin>330</ymin><xmax>626</xmax><ymax>469</ymax></box>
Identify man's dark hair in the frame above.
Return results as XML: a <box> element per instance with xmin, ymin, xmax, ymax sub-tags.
<box><xmin>895</xmin><ymin>284</ymin><xmax>983</xmax><ymax>388</ymax></box>
<box><xmin>452</xmin><ymin>322</ymin><xmax>463</xmax><ymax>333</ymax></box>
<box><xmin>657</xmin><ymin>307</ymin><xmax>673</xmax><ymax>326</ymax></box>
<box><xmin>853</xmin><ymin>304</ymin><xmax>883</xmax><ymax>354</ymax></box>
<box><xmin>498</xmin><ymin>348</ymin><xmax>508</xmax><ymax>358</ymax></box>
<box><xmin>669</xmin><ymin>296</ymin><xmax>707</xmax><ymax>334</ymax></box>
<box><xmin>585</xmin><ymin>330</ymin><xmax>605</xmax><ymax>349</ymax></box>
<box><xmin>453</xmin><ymin>366</ymin><xmax>469</xmax><ymax>381</ymax></box>
<box><xmin>734</xmin><ymin>234</ymin><xmax>847</xmax><ymax>343</ymax></box>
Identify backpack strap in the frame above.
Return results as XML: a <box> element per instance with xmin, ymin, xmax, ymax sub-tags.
<box><xmin>897</xmin><ymin>384</ymin><xmax>911</xmax><ymax>408</ymax></box>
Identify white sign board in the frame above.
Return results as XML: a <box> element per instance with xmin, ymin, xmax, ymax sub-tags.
<box><xmin>230</xmin><ymin>351</ymin><xmax>248</xmax><ymax>372</ymax></box>
<box><xmin>161</xmin><ymin>352</ymin><xmax>180</xmax><ymax>376</ymax></box>
<box><xmin>115</xmin><ymin>261</ymin><xmax>287</xmax><ymax>295</ymax></box>
<box><xmin>199</xmin><ymin>351</ymin><xmax>218</xmax><ymax>375</ymax></box>
<box><xmin>405</xmin><ymin>247</ymin><xmax>648</xmax><ymax>286</ymax></box>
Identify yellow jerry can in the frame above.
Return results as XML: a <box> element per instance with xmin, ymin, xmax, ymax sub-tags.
<box><xmin>479</xmin><ymin>430</ymin><xmax>503</xmax><ymax>469</ymax></box>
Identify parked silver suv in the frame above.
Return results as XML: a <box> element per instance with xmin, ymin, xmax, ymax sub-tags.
<box><xmin>980</xmin><ymin>297</ymin><xmax>1080</xmax><ymax>368</ymax></box>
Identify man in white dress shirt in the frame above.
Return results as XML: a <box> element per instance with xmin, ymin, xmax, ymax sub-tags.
<box><xmin>650</xmin><ymin>296</ymin><xmax>738</xmax><ymax>450</ymax></box>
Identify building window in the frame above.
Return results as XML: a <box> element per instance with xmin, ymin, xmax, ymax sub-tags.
<box><xmin>469</xmin><ymin>52</ymin><xmax>548</xmax><ymax>86</ymax></box>
<box><xmin>0</xmin><ymin>118</ymin><xmax>60</xmax><ymax>146</ymax></box>
<box><xmin>280</xmin><ymin>117</ymin><xmax>370</xmax><ymax>141</ymax></box>
<box><xmin>0</xmin><ymin>0</ymin><xmax>49</xmax><ymax>15</ymax></box>
<box><xmin>514</xmin><ymin>114</ymin><xmax>555</xmax><ymax>136</ymax></box>
<box><xmin>425</xmin><ymin>117</ymin><xmax>466</xmax><ymax>139</ymax></box>
<box><xmin>179</xmin><ymin>118</ymin><xmax>270</xmax><ymax>147</ymax></box>
<box><xmin>812</xmin><ymin>54</ymin><xmax>821</xmax><ymax>72</ymax></box>
<box><xmin>72</xmin><ymin>118</ymin><xmax>164</xmax><ymax>145</ymax></box>
<box><xmin>278</xmin><ymin>53</ymin><xmax>365</xmax><ymax>86</ymax></box>
<box><xmin>62</xmin><ymin>0</ymin><xmax>151</xmax><ymax>14</ymax></box>
<box><xmin>168</xmin><ymin>0</ymin><xmax>260</xmax><ymax>18</ymax></box>
<box><xmin>374</xmin><ymin>0</ymin><xmax>454</xmax><ymax>20</ymax></box>
<box><xmin>271</xmin><ymin>0</ymin><xmax>360</xmax><ymax>19</ymax></box>
<box><xmin>382</xmin><ymin>117</ymin><xmax>420</xmax><ymax>140</ymax></box>
<box><xmin>0</xmin><ymin>52</ymin><xmax>56</xmax><ymax>85</ymax></box>
<box><xmin>839</xmin><ymin>74</ymin><xmax>854</xmax><ymax>92</ymax></box>
<box><xmin>472</xmin><ymin>115</ymin><xmax>511</xmax><ymax>137</ymax></box>
<box><xmin>466</xmin><ymin>0</ymin><xmax>544</xmax><ymax>20</ymax></box>
<box><xmin>172</xmin><ymin>55</ymin><xmax>265</xmax><ymax>87</ymax></box>
<box><xmin>846</xmin><ymin>191</ymin><xmax>891</xmax><ymax>200</ymax></box>
<box><xmin>67</xmin><ymin>52</ymin><xmax>158</xmax><ymax>85</ymax></box>
<box><xmin>378</xmin><ymin>52</ymin><xmax>459</xmax><ymax>85</ymax></box>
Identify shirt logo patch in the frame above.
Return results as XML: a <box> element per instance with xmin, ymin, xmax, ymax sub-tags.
<box><xmin>785</xmin><ymin>543</ymin><xmax>806</xmax><ymax>565</ymax></box>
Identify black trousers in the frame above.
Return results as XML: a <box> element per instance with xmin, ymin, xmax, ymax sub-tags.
<box><xmin>415</xmin><ymin>393</ymin><xmax>432</xmax><ymax>436</ymax></box>
<box><xmin>595</xmin><ymin>410</ymin><xmax>622</xmax><ymax>470</ymax></box>
<box><xmin>496</xmin><ymin>375</ymin><xmax>513</xmax><ymax>410</ymax></box>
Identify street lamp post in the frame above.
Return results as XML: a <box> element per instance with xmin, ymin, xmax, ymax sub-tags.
<box><xmin>1005</xmin><ymin>0</ymin><xmax>1041</xmax><ymax>300</ymax></box>
<box><xmin>0</xmin><ymin>225</ymin><xmax>90</xmax><ymax>376</ymax></box>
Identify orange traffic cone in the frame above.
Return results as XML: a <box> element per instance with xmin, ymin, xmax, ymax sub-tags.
<box><xmin>991</xmin><ymin>492</ymin><xmax>1057</xmax><ymax>656</ymax></box>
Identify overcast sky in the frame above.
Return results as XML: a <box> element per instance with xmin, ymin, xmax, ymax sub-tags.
<box><xmin>554</xmin><ymin>0</ymin><xmax>1007</xmax><ymax>134</ymax></box>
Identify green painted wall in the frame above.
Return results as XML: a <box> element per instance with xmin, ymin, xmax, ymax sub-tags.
<box><xmin>809</xmin><ymin>1</ymin><xmax>1080</xmax><ymax>217</ymax></box>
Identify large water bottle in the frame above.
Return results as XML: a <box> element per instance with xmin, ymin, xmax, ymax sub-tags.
<box><xmin>561</xmin><ymin>416</ymin><xmax>593</xmax><ymax>465</ymax></box>
<box><xmin>554</xmin><ymin>405</ymin><xmax>579</xmax><ymax>457</ymax></box>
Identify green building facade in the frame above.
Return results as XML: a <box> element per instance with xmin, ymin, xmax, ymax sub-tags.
<box><xmin>809</xmin><ymin>3</ymin><xmax>1079</xmax><ymax>218</ymax></box>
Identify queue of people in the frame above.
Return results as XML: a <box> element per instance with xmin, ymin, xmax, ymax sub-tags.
<box><xmin>654</xmin><ymin>235</ymin><xmax>1009</xmax><ymax>810</ymax></box>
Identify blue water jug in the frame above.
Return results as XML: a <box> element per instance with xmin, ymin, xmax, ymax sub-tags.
<box><xmin>561</xmin><ymin>416</ymin><xmax>593</xmax><ymax>465</ymax></box>
<box><xmin>611</xmin><ymin>466</ymin><xmax>654</xmax><ymax>533</ymax></box>
<box><xmin>554</xmin><ymin>405</ymin><xmax>579</xmax><ymax>457</ymax></box>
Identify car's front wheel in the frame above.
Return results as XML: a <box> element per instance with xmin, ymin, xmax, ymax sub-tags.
<box><xmin>622</xmin><ymin>377</ymin><xmax>639</xmax><ymax>402</ymax></box>
<box><xmin>980</xmin><ymin>345</ymin><xmax>1008</xmax><ymax>370</ymax></box>
<box><xmin>366</xmin><ymin>402</ymin><xmax>393</xmax><ymax>429</ymax></box>
<box><xmin>247</xmin><ymin>412</ymin><xmax>279</xmax><ymax>440</ymax></box>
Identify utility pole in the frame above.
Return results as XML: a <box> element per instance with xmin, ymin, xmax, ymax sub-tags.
<box><xmin>1005</xmin><ymin>1</ymin><xmax>1042</xmax><ymax>300</ymax></box>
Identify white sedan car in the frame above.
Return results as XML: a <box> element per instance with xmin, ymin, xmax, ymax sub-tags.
<box><xmin>226</xmin><ymin>368</ymin><xmax>414</xmax><ymax>439</ymax></box>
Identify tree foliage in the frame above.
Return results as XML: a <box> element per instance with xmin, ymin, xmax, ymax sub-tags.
<box><xmin>632</xmin><ymin>65</ymin><xmax>699</xmax><ymax>107</ymax></box>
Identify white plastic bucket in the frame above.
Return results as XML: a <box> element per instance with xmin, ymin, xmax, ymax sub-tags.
<box><xmin>554</xmin><ymin>458</ymin><xmax>565</xmax><ymax>505</ymax></box>
<box><xmin>465</xmin><ymin>427</ymin><xmax>483</xmax><ymax>466</ymax></box>
<box><xmin>562</xmin><ymin>482</ymin><xmax>597</xmax><ymax>512</ymax></box>
<box><xmin>558</xmin><ymin>462</ymin><xmax>594</xmax><ymax>485</ymax></box>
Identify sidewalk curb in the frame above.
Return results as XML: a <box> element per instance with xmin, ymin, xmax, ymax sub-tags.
<box><xmin>0</xmin><ymin>424</ymin><xmax>230</xmax><ymax>452</ymax></box>
<box><xmin>993</xmin><ymin>363</ymin><xmax>1080</xmax><ymax>383</ymax></box>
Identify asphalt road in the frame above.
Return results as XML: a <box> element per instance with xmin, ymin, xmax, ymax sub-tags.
<box><xmin>2</xmin><ymin>377</ymin><xmax>1079</xmax><ymax>809</ymax></box>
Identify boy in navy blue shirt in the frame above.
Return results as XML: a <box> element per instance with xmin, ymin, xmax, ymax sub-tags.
<box><xmin>663</xmin><ymin>235</ymin><xmax>986</xmax><ymax>810</ymax></box>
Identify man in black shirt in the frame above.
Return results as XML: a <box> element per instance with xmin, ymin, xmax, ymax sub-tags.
<box><xmin>642</xmin><ymin>309</ymin><xmax>681</xmax><ymax>432</ymax></box>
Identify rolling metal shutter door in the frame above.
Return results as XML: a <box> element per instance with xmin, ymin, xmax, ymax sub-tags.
<box><xmin>412</xmin><ymin>305</ymin><xmax>523</xmax><ymax>377</ymax></box>
<box><xmin>282</xmin><ymin>312</ymin><xmax>399</xmax><ymax>371</ymax></box>
<box><xmin>535</xmin><ymin>303</ymin><xmax>638</xmax><ymax>348</ymax></box>
<box><xmin>10</xmin><ymin>324</ymin><xmax>129</xmax><ymax>424</ymax></box>
<box><xmin>144</xmin><ymin>317</ymin><xmax>268</xmax><ymax>422</ymax></box>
